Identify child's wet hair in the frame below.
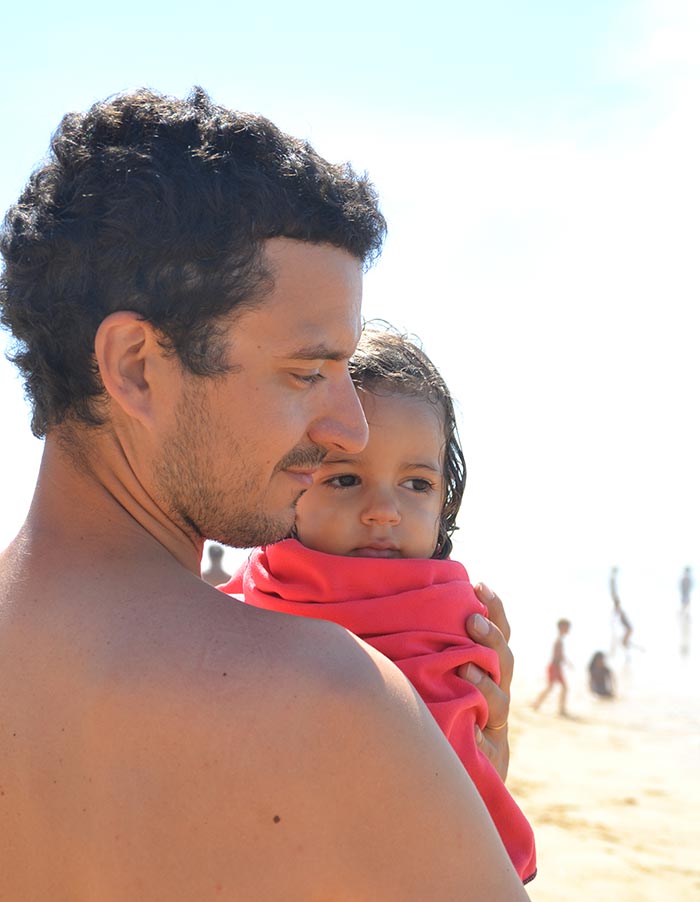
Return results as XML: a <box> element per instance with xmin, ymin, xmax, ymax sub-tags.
<box><xmin>348</xmin><ymin>322</ymin><xmax>466</xmax><ymax>559</ymax></box>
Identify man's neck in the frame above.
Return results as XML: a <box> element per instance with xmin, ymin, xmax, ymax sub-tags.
<box><xmin>22</xmin><ymin>431</ymin><xmax>204</xmax><ymax>576</ymax></box>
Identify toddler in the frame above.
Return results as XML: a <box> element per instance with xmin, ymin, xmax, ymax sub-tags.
<box><xmin>221</xmin><ymin>326</ymin><xmax>536</xmax><ymax>884</ymax></box>
<box><xmin>533</xmin><ymin>619</ymin><xmax>572</xmax><ymax>715</ymax></box>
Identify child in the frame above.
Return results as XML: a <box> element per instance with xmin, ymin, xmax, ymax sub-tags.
<box><xmin>532</xmin><ymin>618</ymin><xmax>571</xmax><ymax>715</ymax></box>
<box><xmin>221</xmin><ymin>326</ymin><xmax>537</xmax><ymax>884</ymax></box>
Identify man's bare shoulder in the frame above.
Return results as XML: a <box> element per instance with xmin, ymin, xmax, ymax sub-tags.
<box><xmin>110</xmin><ymin>581</ymin><xmax>411</xmax><ymax>756</ymax></box>
<box><xmin>96</xmin><ymin>587</ymin><xmax>524</xmax><ymax>897</ymax></box>
<box><xmin>83</xmin><ymin>585</ymin><xmax>430</xmax><ymax>895</ymax></box>
<box><xmin>1</xmin><ymin>558</ymin><xmax>527</xmax><ymax>900</ymax></box>
<box><xmin>87</xmin><ymin>576</ymin><xmax>408</xmax><ymax>771</ymax></box>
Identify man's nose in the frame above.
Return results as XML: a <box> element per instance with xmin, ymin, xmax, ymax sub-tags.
<box><xmin>308</xmin><ymin>373</ymin><xmax>368</xmax><ymax>454</ymax></box>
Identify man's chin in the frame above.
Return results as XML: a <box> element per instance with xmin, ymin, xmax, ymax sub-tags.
<box><xmin>211</xmin><ymin>510</ymin><xmax>295</xmax><ymax>550</ymax></box>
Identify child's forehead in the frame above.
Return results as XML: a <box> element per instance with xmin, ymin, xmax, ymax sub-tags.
<box><xmin>358</xmin><ymin>387</ymin><xmax>445</xmax><ymax>424</ymax></box>
<box><xmin>361</xmin><ymin>392</ymin><xmax>445</xmax><ymax>442</ymax></box>
<box><xmin>321</xmin><ymin>391</ymin><xmax>445</xmax><ymax>471</ymax></box>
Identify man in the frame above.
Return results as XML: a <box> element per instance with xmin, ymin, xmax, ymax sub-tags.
<box><xmin>0</xmin><ymin>89</ymin><xmax>527</xmax><ymax>899</ymax></box>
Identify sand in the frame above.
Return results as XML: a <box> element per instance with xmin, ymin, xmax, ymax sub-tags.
<box><xmin>507</xmin><ymin>669</ymin><xmax>700</xmax><ymax>901</ymax></box>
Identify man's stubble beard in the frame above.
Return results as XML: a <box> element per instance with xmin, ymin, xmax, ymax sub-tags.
<box><xmin>153</xmin><ymin>379</ymin><xmax>302</xmax><ymax>549</ymax></box>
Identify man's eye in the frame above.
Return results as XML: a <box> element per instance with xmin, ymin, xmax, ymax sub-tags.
<box><xmin>293</xmin><ymin>372</ymin><xmax>325</xmax><ymax>385</ymax></box>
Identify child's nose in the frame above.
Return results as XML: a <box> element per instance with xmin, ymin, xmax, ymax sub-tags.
<box><xmin>361</xmin><ymin>489</ymin><xmax>401</xmax><ymax>526</ymax></box>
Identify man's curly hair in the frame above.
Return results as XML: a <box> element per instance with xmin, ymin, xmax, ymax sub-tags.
<box><xmin>349</xmin><ymin>324</ymin><xmax>467</xmax><ymax>559</ymax></box>
<box><xmin>0</xmin><ymin>87</ymin><xmax>386</xmax><ymax>437</ymax></box>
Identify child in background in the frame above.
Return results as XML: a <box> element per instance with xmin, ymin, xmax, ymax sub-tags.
<box><xmin>588</xmin><ymin>651</ymin><xmax>615</xmax><ymax>698</ymax></box>
<box><xmin>532</xmin><ymin>619</ymin><xmax>572</xmax><ymax>716</ymax></box>
<box><xmin>221</xmin><ymin>325</ymin><xmax>536</xmax><ymax>885</ymax></box>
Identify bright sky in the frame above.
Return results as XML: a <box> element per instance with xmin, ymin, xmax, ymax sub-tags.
<box><xmin>2</xmin><ymin>0</ymin><xmax>698</xmax><ymax>659</ymax></box>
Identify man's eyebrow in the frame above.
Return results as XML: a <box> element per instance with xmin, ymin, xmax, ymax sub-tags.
<box><xmin>280</xmin><ymin>344</ymin><xmax>352</xmax><ymax>362</ymax></box>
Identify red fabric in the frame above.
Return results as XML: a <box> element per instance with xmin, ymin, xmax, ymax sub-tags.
<box><xmin>220</xmin><ymin>539</ymin><xmax>536</xmax><ymax>883</ymax></box>
<box><xmin>548</xmin><ymin>662</ymin><xmax>565</xmax><ymax>684</ymax></box>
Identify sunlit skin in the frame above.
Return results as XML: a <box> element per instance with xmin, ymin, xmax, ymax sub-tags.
<box><xmin>149</xmin><ymin>238</ymin><xmax>370</xmax><ymax>552</ymax></box>
<box><xmin>296</xmin><ymin>391</ymin><xmax>446</xmax><ymax>560</ymax></box>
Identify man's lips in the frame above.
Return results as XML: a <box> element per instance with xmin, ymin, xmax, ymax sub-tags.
<box><xmin>283</xmin><ymin>468</ymin><xmax>317</xmax><ymax>487</ymax></box>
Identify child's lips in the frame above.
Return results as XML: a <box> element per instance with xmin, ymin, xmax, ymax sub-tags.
<box><xmin>350</xmin><ymin>545</ymin><xmax>401</xmax><ymax>558</ymax></box>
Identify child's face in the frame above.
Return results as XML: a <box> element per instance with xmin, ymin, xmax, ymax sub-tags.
<box><xmin>295</xmin><ymin>391</ymin><xmax>445</xmax><ymax>559</ymax></box>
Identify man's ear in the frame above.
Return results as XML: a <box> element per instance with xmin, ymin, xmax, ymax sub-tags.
<box><xmin>94</xmin><ymin>311</ymin><xmax>165</xmax><ymax>427</ymax></box>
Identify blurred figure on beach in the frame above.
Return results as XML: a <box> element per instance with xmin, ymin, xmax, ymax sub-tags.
<box><xmin>532</xmin><ymin>619</ymin><xmax>571</xmax><ymax>717</ymax></box>
<box><xmin>680</xmin><ymin>566</ymin><xmax>692</xmax><ymax>612</ymax></box>
<box><xmin>679</xmin><ymin>566</ymin><xmax>692</xmax><ymax>657</ymax></box>
<box><xmin>201</xmin><ymin>544</ymin><xmax>231</xmax><ymax>587</ymax></box>
<box><xmin>610</xmin><ymin>566</ymin><xmax>633</xmax><ymax>651</ymax></box>
<box><xmin>588</xmin><ymin>651</ymin><xmax>615</xmax><ymax>699</ymax></box>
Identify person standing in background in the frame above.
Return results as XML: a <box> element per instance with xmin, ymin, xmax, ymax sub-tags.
<box><xmin>610</xmin><ymin>566</ymin><xmax>633</xmax><ymax>650</ymax></box>
<box><xmin>679</xmin><ymin>566</ymin><xmax>692</xmax><ymax>657</ymax></box>
<box><xmin>201</xmin><ymin>544</ymin><xmax>231</xmax><ymax>586</ymax></box>
<box><xmin>680</xmin><ymin>566</ymin><xmax>692</xmax><ymax>612</ymax></box>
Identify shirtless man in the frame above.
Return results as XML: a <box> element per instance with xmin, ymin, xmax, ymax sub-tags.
<box><xmin>0</xmin><ymin>89</ymin><xmax>528</xmax><ymax>900</ymax></box>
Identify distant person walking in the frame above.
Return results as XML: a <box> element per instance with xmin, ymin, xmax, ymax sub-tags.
<box><xmin>201</xmin><ymin>544</ymin><xmax>231</xmax><ymax>587</ymax></box>
<box><xmin>532</xmin><ymin>619</ymin><xmax>571</xmax><ymax>717</ymax></box>
<box><xmin>610</xmin><ymin>566</ymin><xmax>633</xmax><ymax>650</ymax></box>
<box><xmin>680</xmin><ymin>567</ymin><xmax>693</xmax><ymax>612</ymax></box>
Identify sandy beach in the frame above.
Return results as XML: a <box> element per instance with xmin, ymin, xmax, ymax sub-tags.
<box><xmin>507</xmin><ymin>664</ymin><xmax>700</xmax><ymax>902</ymax></box>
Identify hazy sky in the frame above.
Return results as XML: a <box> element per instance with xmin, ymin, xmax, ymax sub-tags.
<box><xmin>2</xmin><ymin>0</ymin><xmax>698</xmax><ymax>644</ymax></box>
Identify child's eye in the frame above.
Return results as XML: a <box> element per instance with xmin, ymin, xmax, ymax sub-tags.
<box><xmin>405</xmin><ymin>478</ymin><xmax>434</xmax><ymax>492</ymax></box>
<box><xmin>326</xmin><ymin>474</ymin><xmax>360</xmax><ymax>489</ymax></box>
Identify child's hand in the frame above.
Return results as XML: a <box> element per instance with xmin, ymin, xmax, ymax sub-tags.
<box><xmin>459</xmin><ymin>583</ymin><xmax>513</xmax><ymax>782</ymax></box>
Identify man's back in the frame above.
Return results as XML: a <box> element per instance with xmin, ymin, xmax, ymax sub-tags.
<box><xmin>0</xmin><ymin>518</ymin><xmax>526</xmax><ymax>901</ymax></box>
<box><xmin>0</xmin><ymin>526</ymin><xmax>350</xmax><ymax>899</ymax></box>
